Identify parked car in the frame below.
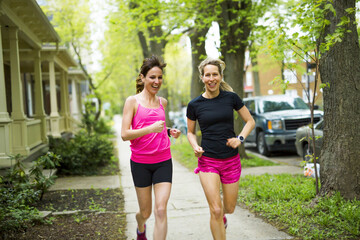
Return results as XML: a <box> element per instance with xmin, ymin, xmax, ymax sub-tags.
<box><xmin>169</xmin><ymin>107</ymin><xmax>187</xmax><ymax>135</ymax></box>
<box><xmin>243</xmin><ymin>95</ymin><xmax>323</xmax><ymax>156</ymax></box>
<box><xmin>295</xmin><ymin>119</ymin><xmax>323</xmax><ymax>161</ymax></box>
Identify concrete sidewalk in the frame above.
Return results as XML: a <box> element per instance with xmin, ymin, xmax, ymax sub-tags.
<box><xmin>114</xmin><ymin>115</ymin><xmax>293</xmax><ymax>240</ymax></box>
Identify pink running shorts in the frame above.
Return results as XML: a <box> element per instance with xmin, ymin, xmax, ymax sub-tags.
<box><xmin>194</xmin><ymin>154</ymin><xmax>241</xmax><ymax>184</ymax></box>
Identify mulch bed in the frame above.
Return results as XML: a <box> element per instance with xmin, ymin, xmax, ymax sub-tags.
<box><xmin>3</xmin><ymin>188</ymin><xmax>127</xmax><ymax>240</ymax></box>
<box><xmin>2</xmin><ymin>153</ymin><xmax>127</xmax><ymax>240</ymax></box>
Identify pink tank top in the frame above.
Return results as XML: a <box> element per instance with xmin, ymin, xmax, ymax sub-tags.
<box><xmin>130</xmin><ymin>97</ymin><xmax>171</xmax><ymax>163</ymax></box>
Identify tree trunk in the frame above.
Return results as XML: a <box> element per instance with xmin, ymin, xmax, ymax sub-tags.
<box><xmin>318</xmin><ymin>0</ymin><xmax>360</xmax><ymax>200</ymax></box>
<box><xmin>189</xmin><ymin>22</ymin><xmax>210</xmax><ymax>144</ymax></box>
<box><xmin>147</xmin><ymin>19</ymin><xmax>170</xmax><ymax>125</ymax></box>
<box><xmin>130</xmin><ymin>1</ymin><xmax>171</xmax><ymax>125</ymax></box>
<box><xmin>190</xmin><ymin>28</ymin><xmax>208</xmax><ymax>99</ymax></box>
<box><xmin>251</xmin><ymin>60</ymin><xmax>261</xmax><ymax>96</ymax></box>
<box><xmin>218</xmin><ymin>0</ymin><xmax>251</xmax><ymax>159</ymax></box>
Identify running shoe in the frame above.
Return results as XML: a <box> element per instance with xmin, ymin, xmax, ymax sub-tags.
<box><xmin>136</xmin><ymin>224</ymin><xmax>147</xmax><ymax>240</ymax></box>
<box><xmin>223</xmin><ymin>215</ymin><xmax>228</xmax><ymax>229</ymax></box>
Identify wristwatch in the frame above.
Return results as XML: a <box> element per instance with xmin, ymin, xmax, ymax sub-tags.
<box><xmin>237</xmin><ymin>135</ymin><xmax>245</xmax><ymax>143</ymax></box>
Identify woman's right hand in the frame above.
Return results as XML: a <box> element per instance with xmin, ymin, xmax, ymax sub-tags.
<box><xmin>193</xmin><ymin>146</ymin><xmax>204</xmax><ymax>158</ymax></box>
<box><xmin>150</xmin><ymin>120</ymin><xmax>165</xmax><ymax>133</ymax></box>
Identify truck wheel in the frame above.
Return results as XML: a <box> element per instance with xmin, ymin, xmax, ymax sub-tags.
<box><xmin>302</xmin><ymin>143</ymin><xmax>313</xmax><ymax>162</ymax></box>
<box><xmin>257</xmin><ymin>132</ymin><xmax>270</xmax><ymax>156</ymax></box>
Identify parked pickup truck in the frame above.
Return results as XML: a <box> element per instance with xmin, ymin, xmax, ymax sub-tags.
<box><xmin>243</xmin><ymin>95</ymin><xmax>323</xmax><ymax>156</ymax></box>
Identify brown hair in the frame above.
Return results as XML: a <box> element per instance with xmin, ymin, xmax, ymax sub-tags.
<box><xmin>136</xmin><ymin>55</ymin><xmax>167</xmax><ymax>93</ymax></box>
<box><xmin>198</xmin><ymin>57</ymin><xmax>233</xmax><ymax>92</ymax></box>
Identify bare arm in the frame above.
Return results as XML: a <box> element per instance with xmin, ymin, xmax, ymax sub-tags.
<box><xmin>187</xmin><ymin>118</ymin><xmax>204</xmax><ymax>157</ymax></box>
<box><xmin>236</xmin><ymin>105</ymin><xmax>256</xmax><ymax>138</ymax></box>
<box><xmin>121</xmin><ymin>96</ymin><xmax>164</xmax><ymax>141</ymax></box>
<box><xmin>226</xmin><ymin>106</ymin><xmax>256</xmax><ymax>149</ymax></box>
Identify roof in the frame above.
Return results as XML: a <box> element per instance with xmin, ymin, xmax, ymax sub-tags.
<box><xmin>0</xmin><ymin>0</ymin><xmax>60</xmax><ymax>48</ymax></box>
<box><xmin>42</xmin><ymin>45</ymin><xmax>78</xmax><ymax>67</ymax></box>
<box><xmin>68</xmin><ymin>68</ymin><xmax>88</xmax><ymax>81</ymax></box>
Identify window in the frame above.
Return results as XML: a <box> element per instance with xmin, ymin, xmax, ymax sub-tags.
<box><xmin>285</xmin><ymin>89</ymin><xmax>298</xmax><ymax>98</ymax></box>
<box><xmin>259</xmin><ymin>98</ymin><xmax>309</xmax><ymax>113</ymax></box>
<box><xmin>284</xmin><ymin>69</ymin><xmax>297</xmax><ymax>84</ymax></box>
<box><xmin>302</xmin><ymin>73</ymin><xmax>315</xmax><ymax>83</ymax></box>
<box><xmin>246</xmin><ymin>71</ymin><xmax>252</xmax><ymax>86</ymax></box>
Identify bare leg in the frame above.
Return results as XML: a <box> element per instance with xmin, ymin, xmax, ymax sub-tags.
<box><xmin>222</xmin><ymin>181</ymin><xmax>239</xmax><ymax>214</ymax></box>
<box><xmin>153</xmin><ymin>182</ymin><xmax>172</xmax><ymax>240</ymax></box>
<box><xmin>135</xmin><ymin>186</ymin><xmax>152</xmax><ymax>233</ymax></box>
<box><xmin>199</xmin><ymin>172</ymin><xmax>226</xmax><ymax>240</ymax></box>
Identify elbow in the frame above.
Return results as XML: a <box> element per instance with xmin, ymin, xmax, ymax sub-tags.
<box><xmin>121</xmin><ymin>133</ymin><xmax>129</xmax><ymax>141</ymax></box>
<box><xmin>250</xmin><ymin>119</ymin><xmax>256</xmax><ymax>130</ymax></box>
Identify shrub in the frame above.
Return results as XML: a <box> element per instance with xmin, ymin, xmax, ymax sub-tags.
<box><xmin>30</xmin><ymin>152</ymin><xmax>61</xmax><ymax>200</ymax></box>
<box><xmin>49</xmin><ymin>131</ymin><xmax>114</xmax><ymax>175</ymax></box>
<box><xmin>81</xmin><ymin>100</ymin><xmax>114</xmax><ymax>136</ymax></box>
<box><xmin>0</xmin><ymin>153</ymin><xmax>59</xmax><ymax>236</ymax></box>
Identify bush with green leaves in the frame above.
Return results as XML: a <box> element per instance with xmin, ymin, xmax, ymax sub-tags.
<box><xmin>0</xmin><ymin>153</ymin><xmax>59</xmax><ymax>235</ymax></box>
<box><xmin>49</xmin><ymin>131</ymin><xmax>114</xmax><ymax>175</ymax></box>
<box><xmin>30</xmin><ymin>152</ymin><xmax>61</xmax><ymax>200</ymax></box>
<box><xmin>81</xmin><ymin>100</ymin><xmax>114</xmax><ymax>136</ymax></box>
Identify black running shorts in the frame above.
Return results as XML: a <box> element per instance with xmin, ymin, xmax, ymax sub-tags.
<box><xmin>130</xmin><ymin>159</ymin><xmax>173</xmax><ymax>188</ymax></box>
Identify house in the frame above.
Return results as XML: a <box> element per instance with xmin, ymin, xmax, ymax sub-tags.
<box><xmin>243</xmin><ymin>51</ymin><xmax>323</xmax><ymax>106</ymax></box>
<box><xmin>0</xmin><ymin>0</ymin><xmax>87</xmax><ymax>167</ymax></box>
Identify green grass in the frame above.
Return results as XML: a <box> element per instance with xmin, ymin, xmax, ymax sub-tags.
<box><xmin>170</xmin><ymin>136</ymin><xmax>198</xmax><ymax>170</ymax></box>
<box><xmin>171</xmin><ymin>135</ymin><xmax>360</xmax><ymax>240</ymax></box>
<box><xmin>241</xmin><ymin>152</ymin><xmax>279</xmax><ymax>168</ymax></box>
<box><xmin>239</xmin><ymin>174</ymin><xmax>360</xmax><ymax>240</ymax></box>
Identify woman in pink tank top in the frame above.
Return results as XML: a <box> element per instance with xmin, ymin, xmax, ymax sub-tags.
<box><xmin>121</xmin><ymin>56</ymin><xmax>181</xmax><ymax>240</ymax></box>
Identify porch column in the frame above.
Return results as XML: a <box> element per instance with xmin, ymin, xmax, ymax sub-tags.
<box><xmin>33</xmin><ymin>50</ymin><xmax>47</xmax><ymax>143</ymax></box>
<box><xmin>64</xmin><ymin>72</ymin><xmax>71</xmax><ymax>131</ymax></box>
<box><xmin>71</xmin><ymin>79</ymin><xmax>80</xmax><ymax>121</ymax></box>
<box><xmin>9</xmin><ymin>27</ymin><xmax>29</xmax><ymax>155</ymax></box>
<box><xmin>59</xmin><ymin>70</ymin><xmax>69</xmax><ymax>131</ymax></box>
<box><xmin>0</xmin><ymin>25</ymin><xmax>12</xmax><ymax>160</ymax></box>
<box><xmin>49</xmin><ymin>60</ymin><xmax>61</xmax><ymax>137</ymax></box>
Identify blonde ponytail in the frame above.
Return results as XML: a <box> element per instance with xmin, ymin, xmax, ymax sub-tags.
<box><xmin>220</xmin><ymin>81</ymin><xmax>233</xmax><ymax>92</ymax></box>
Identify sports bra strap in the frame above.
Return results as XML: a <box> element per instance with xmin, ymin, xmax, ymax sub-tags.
<box><xmin>134</xmin><ymin>95</ymin><xmax>162</xmax><ymax>108</ymax></box>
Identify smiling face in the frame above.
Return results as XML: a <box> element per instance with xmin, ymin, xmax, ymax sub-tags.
<box><xmin>201</xmin><ymin>64</ymin><xmax>222</xmax><ymax>94</ymax></box>
<box><xmin>141</xmin><ymin>66</ymin><xmax>163</xmax><ymax>94</ymax></box>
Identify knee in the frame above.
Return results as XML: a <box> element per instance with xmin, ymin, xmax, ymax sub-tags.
<box><xmin>224</xmin><ymin>204</ymin><xmax>236</xmax><ymax>214</ymax></box>
<box><xmin>224</xmin><ymin>199</ymin><xmax>237</xmax><ymax>214</ymax></box>
<box><xmin>139</xmin><ymin>209</ymin><xmax>152</xmax><ymax>220</ymax></box>
<box><xmin>154</xmin><ymin>205</ymin><xmax>167</xmax><ymax>220</ymax></box>
<box><xmin>210</xmin><ymin>205</ymin><xmax>223</xmax><ymax>220</ymax></box>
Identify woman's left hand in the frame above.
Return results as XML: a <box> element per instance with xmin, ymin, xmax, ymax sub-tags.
<box><xmin>169</xmin><ymin>128</ymin><xmax>181</xmax><ymax>139</ymax></box>
<box><xmin>226</xmin><ymin>137</ymin><xmax>241</xmax><ymax>149</ymax></box>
